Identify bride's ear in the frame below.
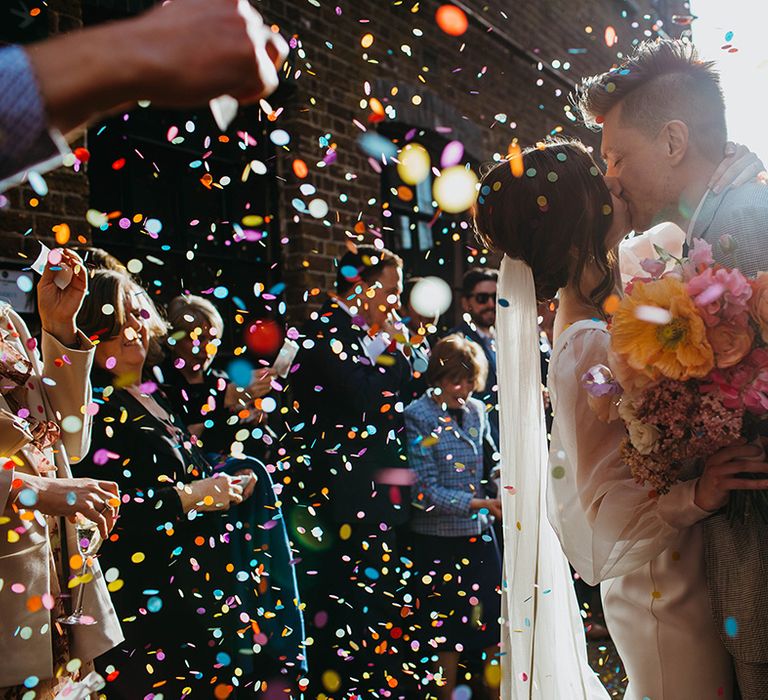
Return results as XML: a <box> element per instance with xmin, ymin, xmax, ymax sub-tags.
<box><xmin>663</xmin><ymin>120</ymin><xmax>689</xmax><ymax>166</ymax></box>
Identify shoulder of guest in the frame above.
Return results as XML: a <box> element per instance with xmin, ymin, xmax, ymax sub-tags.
<box><xmin>447</xmin><ymin>320</ymin><xmax>471</xmax><ymax>337</ymax></box>
<box><xmin>404</xmin><ymin>392</ymin><xmax>434</xmax><ymax>419</ymax></box>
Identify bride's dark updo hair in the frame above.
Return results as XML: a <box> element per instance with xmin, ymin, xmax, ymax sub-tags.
<box><xmin>474</xmin><ymin>138</ymin><xmax>618</xmax><ymax>313</ymax></box>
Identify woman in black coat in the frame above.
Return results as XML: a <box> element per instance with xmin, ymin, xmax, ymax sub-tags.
<box><xmin>74</xmin><ymin>270</ymin><xmax>305</xmax><ymax>698</ymax></box>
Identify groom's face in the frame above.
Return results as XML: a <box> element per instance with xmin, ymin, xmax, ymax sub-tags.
<box><xmin>601</xmin><ymin>103</ymin><xmax>672</xmax><ymax>233</ymax></box>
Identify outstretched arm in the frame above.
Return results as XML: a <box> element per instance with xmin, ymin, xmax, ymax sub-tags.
<box><xmin>1</xmin><ymin>0</ymin><xmax>288</xmax><ymax>185</ymax></box>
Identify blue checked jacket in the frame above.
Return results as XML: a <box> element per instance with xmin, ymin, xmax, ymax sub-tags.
<box><xmin>404</xmin><ymin>391</ymin><xmax>493</xmax><ymax>537</ymax></box>
<box><xmin>0</xmin><ymin>46</ymin><xmax>65</xmax><ymax>190</ymax></box>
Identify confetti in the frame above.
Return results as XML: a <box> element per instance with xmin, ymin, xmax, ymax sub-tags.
<box><xmin>435</xmin><ymin>4</ymin><xmax>469</xmax><ymax>36</ymax></box>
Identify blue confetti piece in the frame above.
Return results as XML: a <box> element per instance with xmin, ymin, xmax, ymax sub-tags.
<box><xmin>358</xmin><ymin>132</ymin><xmax>398</xmax><ymax>160</ymax></box>
<box><xmin>147</xmin><ymin>596</ymin><xmax>163</xmax><ymax>613</ymax></box>
<box><xmin>725</xmin><ymin>616</ymin><xmax>738</xmax><ymax>637</ymax></box>
<box><xmin>227</xmin><ymin>358</ymin><xmax>254</xmax><ymax>388</ymax></box>
<box><xmin>340</xmin><ymin>264</ymin><xmax>359</xmax><ymax>280</ymax></box>
<box><xmin>498</xmin><ymin>298</ymin><xmax>510</xmax><ymax>307</ymax></box>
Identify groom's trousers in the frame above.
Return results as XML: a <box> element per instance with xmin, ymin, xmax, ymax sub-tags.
<box><xmin>705</xmin><ymin>511</ymin><xmax>768</xmax><ymax>699</ymax></box>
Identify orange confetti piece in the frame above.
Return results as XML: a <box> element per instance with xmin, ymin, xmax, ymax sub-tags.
<box><xmin>26</xmin><ymin>595</ymin><xmax>42</xmax><ymax>612</ymax></box>
<box><xmin>214</xmin><ymin>684</ymin><xmax>234</xmax><ymax>699</ymax></box>
<box><xmin>397</xmin><ymin>185</ymin><xmax>413</xmax><ymax>202</ymax></box>
<box><xmin>603</xmin><ymin>294</ymin><xmax>621</xmax><ymax>315</ymax></box>
<box><xmin>292</xmin><ymin>159</ymin><xmax>308</xmax><ymax>178</ymax></box>
<box><xmin>53</xmin><ymin>223</ymin><xmax>71</xmax><ymax>245</ymax></box>
<box><xmin>508</xmin><ymin>142</ymin><xmax>524</xmax><ymax>178</ymax></box>
<box><xmin>605</xmin><ymin>25</ymin><xmax>617</xmax><ymax>47</ymax></box>
<box><xmin>436</xmin><ymin>4</ymin><xmax>468</xmax><ymax>36</ymax></box>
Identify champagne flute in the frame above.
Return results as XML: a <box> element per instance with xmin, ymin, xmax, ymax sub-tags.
<box><xmin>58</xmin><ymin>516</ymin><xmax>102</xmax><ymax>625</ymax></box>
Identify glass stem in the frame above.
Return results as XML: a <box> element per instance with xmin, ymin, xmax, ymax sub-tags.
<box><xmin>71</xmin><ymin>563</ymin><xmax>88</xmax><ymax>616</ymax></box>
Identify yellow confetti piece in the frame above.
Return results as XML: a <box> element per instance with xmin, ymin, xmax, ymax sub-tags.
<box><xmin>322</xmin><ymin>670</ymin><xmax>341</xmax><ymax>693</ymax></box>
<box><xmin>131</xmin><ymin>552</ymin><xmax>145</xmax><ymax>564</ymax></box>
<box><xmin>107</xmin><ymin>579</ymin><xmax>124</xmax><ymax>593</ymax></box>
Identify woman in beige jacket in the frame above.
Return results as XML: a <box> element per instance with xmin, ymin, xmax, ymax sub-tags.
<box><xmin>0</xmin><ymin>249</ymin><xmax>122</xmax><ymax>696</ymax></box>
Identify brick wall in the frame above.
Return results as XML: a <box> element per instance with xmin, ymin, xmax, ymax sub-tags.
<box><xmin>255</xmin><ymin>0</ymin><xmax>688</xmax><ymax>318</ymax></box>
<box><xmin>0</xmin><ymin>0</ymin><xmax>89</xmax><ymax>268</ymax></box>
<box><xmin>0</xmin><ymin>0</ymin><xmax>688</xmax><ymax>320</ymax></box>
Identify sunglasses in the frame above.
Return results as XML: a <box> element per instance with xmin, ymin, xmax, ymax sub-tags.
<box><xmin>469</xmin><ymin>292</ymin><xmax>496</xmax><ymax>304</ymax></box>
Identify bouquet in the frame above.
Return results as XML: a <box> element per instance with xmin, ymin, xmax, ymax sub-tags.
<box><xmin>583</xmin><ymin>238</ymin><xmax>768</xmax><ymax>524</ymax></box>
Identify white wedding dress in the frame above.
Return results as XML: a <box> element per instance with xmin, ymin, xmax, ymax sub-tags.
<box><xmin>547</xmin><ymin>319</ymin><xmax>734</xmax><ymax>700</ymax></box>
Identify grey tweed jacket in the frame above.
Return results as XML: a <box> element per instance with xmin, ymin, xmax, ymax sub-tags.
<box><xmin>693</xmin><ymin>179</ymin><xmax>768</xmax><ymax>663</ymax></box>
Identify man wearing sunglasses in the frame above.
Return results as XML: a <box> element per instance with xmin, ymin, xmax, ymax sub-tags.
<box><xmin>451</xmin><ymin>267</ymin><xmax>499</xmax><ymax>446</ymax></box>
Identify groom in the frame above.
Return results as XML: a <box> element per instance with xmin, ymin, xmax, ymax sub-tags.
<box><xmin>577</xmin><ymin>39</ymin><xmax>768</xmax><ymax>696</ymax></box>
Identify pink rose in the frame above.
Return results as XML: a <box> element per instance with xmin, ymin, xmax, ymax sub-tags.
<box><xmin>640</xmin><ymin>258</ymin><xmax>666</xmax><ymax>278</ymax></box>
<box><xmin>750</xmin><ymin>273</ymin><xmax>768</xmax><ymax>343</ymax></box>
<box><xmin>704</xmin><ymin>348</ymin><xmax>768</xmax><ymax>415</ymax></box>
<box><xmin>687</xmin><ymin>267</ymin><xmax>752</xmax><ymax>326</ymax></box>
<box><xmin>707</xmin><ymin>320</ymin><xmax>754</xmax><ymax>369</ymax></box>
<box><xmin>690</xmin><ymin>238</ymin><xmax>715</xmax><ymax>268</ymax></box>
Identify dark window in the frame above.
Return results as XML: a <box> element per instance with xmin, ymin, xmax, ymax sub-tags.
<box><xmin>0</xmin><ymin>4</ymin><xmax>49</xmax><ymax>44</ymax></box>
<box><xmin>81</xmin><ymin>0</ymin><xmax>298</xmax><ymax>362</ymax></box>
<box><xmin>379</xmin><ymin>124</ymin><xmax>477</xmax><ymax>326</ymax></box>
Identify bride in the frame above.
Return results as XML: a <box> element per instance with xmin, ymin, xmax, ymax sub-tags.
<box><xmin>472</xmin><ymin>139</ymin><xmax>767</xmax><ymax>699</ymax></box>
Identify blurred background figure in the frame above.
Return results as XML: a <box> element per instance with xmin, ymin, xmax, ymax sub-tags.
<box><xmin>450</xmin><ymin>268</ymin><xmax>499</xmax><ymax>446</ymax></box>
<box><xmin>75</xmin><ymin>270</ymin><xmax>305</xmax><ymax>697</ymax></box>
<box><xmin>0</xmin><ymin>249</ymin><xmax>123</xmax><ymax>695</ymax></box>
<box><xmin>399</xmin><ymin>276</ymin><xmax>435</xmax><ymax>401</ymax></box>
<box><xmin>160</xmin><ymin>294</ymin><xmax>276</xmax><ymax>462</ymax></box>
<box><xmin>289</xmin><ymin>244</ymin><xmax>415</xmax><ymax>697</ymax></box>
<box><xmin>404</xmin><ymin>334</ymin><xmax>501</xmax><ymax>700</ymax></box>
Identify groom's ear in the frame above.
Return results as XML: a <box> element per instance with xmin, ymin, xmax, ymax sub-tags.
<box><xmin>662</xmin><ymin>120</ymin><xmax>689</xmax><ymax>166</ymax></box>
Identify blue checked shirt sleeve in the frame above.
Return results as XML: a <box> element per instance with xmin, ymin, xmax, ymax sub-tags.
<box><xmin>0</xmin><ymin>45</ymin><xmax>68</xmax><ymax>189</ymax></box>
<box><xmin>405</xmin><ymin>411</ymin><xmax>474</xmax><ymax>516</ymax></box>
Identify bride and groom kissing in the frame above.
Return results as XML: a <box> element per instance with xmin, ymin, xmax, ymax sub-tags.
<box><xmin>476</xmin><ymin>39</ymin><xmax>768</xmax><ymax>700</ymax></box>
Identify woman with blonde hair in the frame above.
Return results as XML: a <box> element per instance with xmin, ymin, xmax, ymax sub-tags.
<box><xmin>161</xmin><ymin>293</ymin><xmax>275</xmax><ymax>459</ymax></box>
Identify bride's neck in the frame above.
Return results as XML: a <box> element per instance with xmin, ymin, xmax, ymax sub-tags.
<box><xmin>552</xmin><ymin>264</ymin><xmax>605</xmax><ymax>343</ymax></box>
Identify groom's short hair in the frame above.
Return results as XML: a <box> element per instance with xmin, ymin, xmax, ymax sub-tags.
<box><xmin>574</xmin><ymin>39</ymin><xmax>727</xmax><ymax>162</ymax></box>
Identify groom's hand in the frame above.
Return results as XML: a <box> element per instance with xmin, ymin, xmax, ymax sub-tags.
<box><xmin>695</xmin><ymin>443</ymin><xmax>768</xmax><ymax>513</ymax></box>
